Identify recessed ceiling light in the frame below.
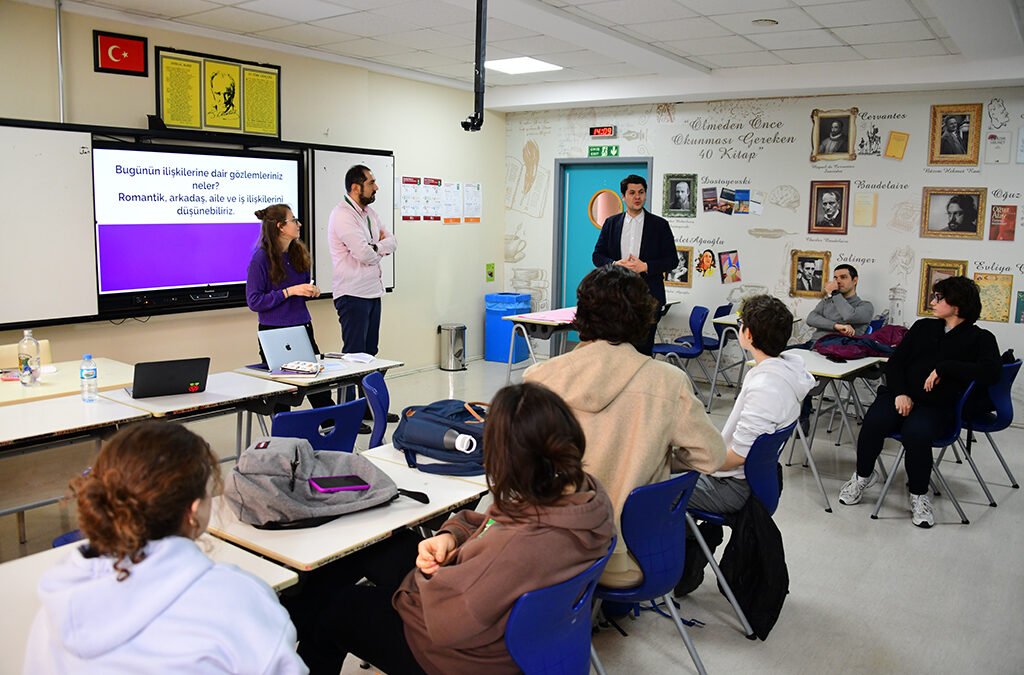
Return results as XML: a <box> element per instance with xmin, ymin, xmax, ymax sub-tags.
<box><xmin>751</xmin><ymin>18</ymin><xmax>779</xmax><ymax>26</ymax></box>
<box><xmin>484</xmin><ymin>57</ymin><xmax>563</xmax><ymax>74</ymax></box>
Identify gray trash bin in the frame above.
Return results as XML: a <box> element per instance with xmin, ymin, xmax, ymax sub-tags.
<box><xmin>438</xmin><ymin>323</ymin><xmax>467</xmax><ymax>371</ymax></box>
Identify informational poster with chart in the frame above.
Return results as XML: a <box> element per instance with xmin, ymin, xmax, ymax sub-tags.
<box><xmin>401</xmin><ymin>176</ymin><xmax>422</xmax><ymax>220</ymax></box>
<box><xmin>464</xmin><ymin>182</ymin><xmax>482</xmax><ymax>223</ymax></box>
<box><xmin>443</xmin><ymin>181</ymin><xmax>462</xmax><ymax>224</ymax></box>
<box><xmin>422</xmin><ymin>177</ymin><xmax>442</xmax><ymax>221</ymax></box>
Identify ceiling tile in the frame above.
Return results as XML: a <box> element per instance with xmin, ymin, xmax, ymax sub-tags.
<box><xmin>711</xmin><ymin>8</ymin><xmax>822</xmax><ymax>34</ymax></box>
<box><xmin>491</xmin><ymin>34</ymin><xmax>582</xmax><ymax>55</ymax></box>
<box><xmin>747</xmin><ymin>28</ymin><xmax>841</xmax><ymax>50</ymax></box>
<box><xmin>801</xmin><ymin>0</ymin><xmax>918</xmax><ymax>28</ymax></box>
<box><xmin>386</xmin><ymin>28</ymin><xmax>469</xmax><ymax>50</ymax></box>
<box><xmin>320</xmin><ymin>0</ymin><xmax>404</xmax><ymax>9</ymax></box>
<box><xmin>626</xmin><ymin>17</ymin><xmax>732</xmax><ymax>42</ymax></box>
<box><xmin>940</xmin><ymin>37</ymin><xmax>961</xmax><ymax>54</ymax></box>
<box><xmin>773</xmin><ymin>44</ymin><xmax>863</xmax><ymax>63</ymax></box>
<box><xmin>661</xmin><ymin>34</ymin><xmax>762</xmax><ymax>55</ymax></box>
<box><xmin>313</xmin><ymin>11</ymin><xmax>418</xmax><ymax>35</ymax></box>
<box><xmin>374</xmin><ymin>51</ymin><xmax>462</xmax><ymax>68</ymax></box>
<box><xmin>927</xmin><ymin>17</ymin><xmax>949</xmax><ymax>39</ymax></box>
<box><xmin>909</xmin><ymin>0</ymin><xmax>936</xmax><ymax>19</ymax></box>
<box><xmin>234</xmin><ymin>0</ymin><xmax>351</xmax><ymax>22</ymax></box>
<box><xmin>318</xmin><ymin>37</ymin><xmax>412</xmax><ymax>57</ymax></box>
<box><xmin>833</xmin><ymin>20</ymin><xmax>933</xmax><ymax>44</ymax></box>
<box><xmin>558</xmin><ymin>5</ymin><xmax>616</xmax><ymax>27</ymax></box>
<box><xmin>542</xmin><ymin>49</ymin><xmax>619</xmax><ymax>67</ymax></box>
<box><xmin>177</xmin><ymin>6</ymin><xmax>294</xmax><ymax>32</ymax></box>
<box><xmin>701</xmin><ymin>50</ymin><xmax>786</xmax><ymax>68</ymax></box>
<box><xmin>854</xmin><ymin>39</ymin><xmax>950</xmax><ymax>59</ymax></box>
<box><xmin>254</xmin><ymin>23</ymin><xmax>358</xmax><ymax>46</ymax></box>
<box><xmin>578</xmin><ymin>0</ymin><xmax>695</xmax><ymax>25</ymax></box>
<box><xmin>789</xmin><ymin>0</ymin><xmax>864</xmax><ymax>5</ymax></box>
<box><xmin>679</xmin><ymin>0</ymin><xmax>791</xmax><ymax>16</ymax></box>
<box><xmin>439</xmin><ymin>18</ymin><xmax>539</xmax><ymax>42</ymax></box>
<box><xmin>91</xmin><ymin>0</ymin><xmax>222</xmax><ymax>19</ymax></box>
<box><xmin>369</xmin><ymin>1</ymin><xmax>476</xmax><ymax>28</ymax></box>
<box><xmin>573</xmin><ymin>61</ymin><xmax>646</xmax><ymax>77</ymax></box>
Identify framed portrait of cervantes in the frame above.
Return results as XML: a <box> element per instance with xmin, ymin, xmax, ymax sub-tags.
<box><xmin>664</xmin><ymin>246</ymin><xmax>693</xmax><ymax>288</ymax></box>
<box><xmin>918</xmin><ymin>258</ymin><xmax>968</xmax><ymax>316</ymax></box>
<box><xmin>810</xmin><ymin>108</ymin><xmax>857</xmax><ymax>161</ymax></box>
<box><xmin>790</xmin><ymin>250</ymin><xmax>831</xmax><ymax>298</ymax></box>
<box><xmin>808</xmin><ymin>180</ymin><xmax>849</xmax><ymax>235</ymax></box>
<box><xmin>920</xmin><ymin>187</ymin><xmax>986</xmax><ymax>240</ymax></box>
<box><xmin>928</xmin><ymin>103</ymin><xmax>982</xmax><ymax>165</ymax></box>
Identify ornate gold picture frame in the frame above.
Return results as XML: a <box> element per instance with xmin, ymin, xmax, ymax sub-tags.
<box><xmin>920</xmin><ymin>187</ymin><xmax>986</xmax><ymax>240</ymax></box>
<box><xmin>918</xmin><ymin>258</ymin><xmax>968</xmax><ymax>316</ymax></box>
<box><xmin>810</xmin><ymin>108</ymin><xmax>857</xmax><ymax>162</ymax></box>
<box><xmin>665</xmin><ymin>246</ymin><xmax>693</xmax><ymax>288</ymax></box>
<box><xmin>928</xmin><ymin>103</ymin><xmax>982</xmax><ymax>166</ymax></box>
<box><xmin>790</xmin><ymin>250</ymin><xmax>831</xmax><ymax>298</ymax></box>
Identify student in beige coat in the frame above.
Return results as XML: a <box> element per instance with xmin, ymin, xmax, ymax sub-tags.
<box><xmin>526</xmin><ymin>265</ymin><xmax>725</xmax><ymax>587</ymax></box>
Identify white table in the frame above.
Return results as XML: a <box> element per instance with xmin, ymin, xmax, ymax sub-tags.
<box><xmin>501</xmin><ymin>307</ymin><xmax>577</xmax><ymax>383</ymax></box>
<box><xmin>0</xmin><ymin>358</ymin><xmax>135</xmax><ymax>407</ymax></box>
<box><xmin>707</xmin><ymin>313</ymin><xmax>803</xmax><ymax>413</ymax></box>
<box><xmin>208</xmin><ymin>455</ymin><xmax>486</xmax><ymax>571</ymax></box>
<box><xmin>361</xmin><ymin>443</ymin><xmax>489</xmax><ymax>489</ymax></box>
<box><xmin>236</xmin><ymin>356</ymin><xmax>404</xmax><ymax>408</ymax></box>
<box><xmin>0</xmin><ymin>534</ymin><xmax>297</xmax><ymax>674</ymax></box>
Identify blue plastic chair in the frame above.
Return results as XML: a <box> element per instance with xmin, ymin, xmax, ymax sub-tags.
<box><xmin>700</xmin><ymin>302</ymin><xmax>733</xmax><ymax>352</ymax></box>
<box><xmin>361</xmin><ymin>371</ymin><xmax>390</xmax><ymax>449</ymax></box>
<box><xmin>52</xmin><ymin>530</ymin><xmax>84</xmax><ymax>548</ymax></box>
<box><xmin>594</xmin><ymin>472</ymin><xmax>706</xmax><ymax>675</ymax></box>
<box><xmin>506</xmin><ymin>536</ymin><xmax>616</xmax><ymax>675</ymax></box>
<box><xmin>864</xmin><ymin>316</ymin><xmax>885</xmax><ymax>335</ymax></box>
<box><xmin>687</xmin><ymin>421</ymin><xmax>796</xmax><ymax>638</ymax></box>
<box><xmin>965</xmin><ymin>359</ymin><xmax>1020</xmax><ymax>491</ymax></box>
<box><xmin>871</xmin><ymin>383</ymin><xmax>976</xmax><ymax>523</ymax></box>
<box><xmin>271</xmin><ymin>399</ymin><xmax>366</xmax><ymax>453</ymax></box>
<box><xmin>653</xmin><ymin>306</ymin><xmax>712</xmax><ymax>404</ymax></box>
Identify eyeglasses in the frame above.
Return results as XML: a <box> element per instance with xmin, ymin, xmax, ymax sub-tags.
<box><xmin>285</xmin><ymin>218</ymin><xmax>300</xmax><ymax>224</ymax></box>
<box><xmin>930</xmin><ymin>292</ymin><xmax>944</xmax><ymax>303</ymax></box>
<box><xmin>736</xmin><ymin>317</ymin><xmax>744</xmax><ymax>329</ymax></box>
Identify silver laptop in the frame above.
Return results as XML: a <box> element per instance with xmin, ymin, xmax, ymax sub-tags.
<box><xmin>258</xmin><ymin>326</ymin><xmax>318</xmax><ymax>371</ymax></box>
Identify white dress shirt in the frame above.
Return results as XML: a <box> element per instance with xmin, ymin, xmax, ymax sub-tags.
<box><xmin>619</xmin><ymin>210</ymin><xmax>644</xmax><ymax>259</ymax></box>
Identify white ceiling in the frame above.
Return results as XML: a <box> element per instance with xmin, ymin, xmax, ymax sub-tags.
<box><xmin>20</xmin><ymin>0</ymin><xmax>1024</xmax><ymax>111</ymax></box>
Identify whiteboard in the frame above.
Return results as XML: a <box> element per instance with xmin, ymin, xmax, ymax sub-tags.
<box><xmin>0</xmin><ymin>124</ymin><xmax>98</xmax><ymax>325</ymax></box>
<box><xmin>311</xmin><ymin>149</ymin><xmax>395</xmax><ymax>293</ymax></box>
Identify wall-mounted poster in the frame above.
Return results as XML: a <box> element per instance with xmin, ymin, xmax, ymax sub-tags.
<box><xmin>810</xmin><ymin>108</ymin><xmax>857</xmax><ymax>161</ymax></box>
<box><xmin>790</xmin><ymin>250</ymin><xmax>831</xmax><ymax>298</ymax></box>
<box><xmin>719</xmin><ymin>250</ymin><xmax>741</xmax><ymax>283</ymax></box>
<box><xmin>918</xmin><ymin>258</ymin><xmax>968</xmax><ymax>316</ymax></box>
<box><xmin>156</xmin><ymin>47</ymin><xmax>280</xmax><ymax>137</ymax></box>
<box><xmin>665</xmin><ymin>246</ymin><xmax>693</xmax><ymax>288</ymax></box>
<box><xmin>928</xmin><ymin>103</ymin><xmax>982</xmax><ymax>166</ymax></box>
<box><xmin>809</xmin><ymin>181</ymin><xmax>849</xmax><ymax>235</ymax></box>
<box><xmin>663</xmin><ymin>173</ymin><xmax>697</xmax><ymax>218</ymax></box>
<box><xmin>974</xmin><ymin>272</ymin><xmax>1013</xmax><ymax>322</ymax></box>
<box><xmin>920</xmin><ymin>187</ymin><xmax>986</xmax><ymax>239</ymax></box>
<box><xmin>990</xmin><ymin>204</ymin><xmax>1016</xmax><ymax>240</ymax></box>
<box><xmin>695</xmin><ymin>248</ymin><xmax>716</xmax><ymax>278</ymax></box>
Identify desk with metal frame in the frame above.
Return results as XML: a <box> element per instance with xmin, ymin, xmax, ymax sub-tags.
<box><xmin>501</xmin><ymin>307</ymin><xmax>576</xmax><ymax>384</ymax></box>
<box><xmin>235</xmin><ymin>356</ymin><xmax>403</xmax><ymax>412</ymax></box>
<box><xmin>0</xmin><ymin>358</ymin><xmax>135</xmax><ymax>407</ymax></box>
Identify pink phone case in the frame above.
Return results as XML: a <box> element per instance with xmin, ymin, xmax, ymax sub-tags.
<box><xmin>309</xmin><ymin>475</ymin><xmax>371</xmax><ymax>492</ymax></box>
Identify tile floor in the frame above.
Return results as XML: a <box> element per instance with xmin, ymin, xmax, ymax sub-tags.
<box><xmin>3</xmin><ymin>356</ymin><xmax>1023</xmax><ymax>674</ymax></box>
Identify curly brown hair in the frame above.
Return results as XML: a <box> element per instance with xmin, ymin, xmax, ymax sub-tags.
<box><xmin>572</xmin><ymin>265</ymin><xmax>656</xmax><ymax>347</ymax></box>
<box><xmin>255</xmin><ymin>204</ymin><xmax>311</xmax><ymax>284</ymax></box>
<box><xmin>72</xmin><ymin>421</ymin><xmax>221</xmax><ymax>581</ymax></box>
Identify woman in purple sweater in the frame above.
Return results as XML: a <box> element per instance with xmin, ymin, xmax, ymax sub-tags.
<box><xmin>246</xmin><ymin>204</ymin><xmax>333</xmax><ymax>409</ymax></box>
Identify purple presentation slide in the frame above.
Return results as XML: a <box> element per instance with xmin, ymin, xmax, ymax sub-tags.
<box><xmin>97</xmin><ymin>222</ymin><xmax>260</xmax><ymax>293</ymax></box>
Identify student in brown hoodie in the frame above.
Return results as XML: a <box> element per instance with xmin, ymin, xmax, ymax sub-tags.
<box><xmin>297</xmin><ymin>382</ymin><xmax>615</xmax><ymax>675</ymax></box>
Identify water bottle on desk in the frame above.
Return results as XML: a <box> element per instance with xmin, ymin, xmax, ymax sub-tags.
<box><xmin>80</xmin><ymin>354</ymin><xmax>98</xmax><ymax>402</ymax></box>
<box><xmin>17</xmin><ymin>329</ymin><xmax>40</xmax><ymax>386</ymax></box>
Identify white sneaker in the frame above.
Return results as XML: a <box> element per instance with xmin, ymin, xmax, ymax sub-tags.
<box><xmin>910</xmin><ymin>493</ymin><xmax>934</xmax><ymax>528</ymax></box>
<box><xmin>838</xmin><ymin>471</ymin><xmax>878</xmax><ymax>505</ymax></box>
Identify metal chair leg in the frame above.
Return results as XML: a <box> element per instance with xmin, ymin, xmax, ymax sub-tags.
<box><xmin>931</xmin><ymin>464</ymin><xmax>970</xmax><ymax>524</ymax></box>
<box><xmin>663</xmin><ymin>592</ymin><xmax>709</xmax><ymax>675</ymax></box>
<box><xmin>686</xmin><ymin>514</ymin><xmax>754</xmax><ymax>638</ymax></box>
<box><xmin>985</xmin><ymin>433</ymin><xmax>1019</xmax><ymax>487</ymax></box>
<box><xmin>591</xmin><ymin>645</ymin><xmax>607</xmax><ymax>675</ymax></box>
<box><xmin>17</xmin><ymin>511</ymin><xmax>27</xmax><ymax>544</ymax></box>
<box><xmin>955</xmin><ymin>438</ymin><xmax>997</xmax><ymax>506</ymax></box>
<box><xmin>871</xmin><ymin>448</ymin><xmax>904</xmax><ymax>519</ymax></box>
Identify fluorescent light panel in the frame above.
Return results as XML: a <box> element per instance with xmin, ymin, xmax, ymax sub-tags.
<box><xmin>484</xmin><ymin>57</ymin><xmax>562</xmax><ymax>74</ymax></box>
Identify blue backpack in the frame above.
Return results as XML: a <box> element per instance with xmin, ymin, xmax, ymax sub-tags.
<box><xmin>392</xmin><ymin>399</ymin><xmax>487</xmax><ymax>476</ymax></box>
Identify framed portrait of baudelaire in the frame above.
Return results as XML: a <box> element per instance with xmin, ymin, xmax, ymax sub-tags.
<box><xmin>664</xmin><ymin>246</ymin><xmax>693</xmax><ymax>288</ymax></box>
<box><xmin>808</xmin><ymin>180</ymin><xmax>849</xmax><ymax>235</ymax></box>
<box><xmin>810</xmin><ymin>108</ymin><xmax>857</xmax><ymax>161</ymax></box>
<box><xmin>663</xmin><ymin>173</ymin><xmax>697</xmax><ymax>219</ymax></box>
<box><xmin>920</xmin><ymin>187</ymin><xmax>986</xmax><ymax>240</ymax></box>
<box><xmin>790</xmin><ymin>250</ymin><xmax>831</xmax><ymax>298</ymax></box>
<box><xmin>928</xmin><ymin>103</ymin><xmax>982</xmax><ymax>165</ymax></box>
<box><xmin>918</xmin><ymin>258</ymin><xmax>968</xmax><ymax>316</ymax></box>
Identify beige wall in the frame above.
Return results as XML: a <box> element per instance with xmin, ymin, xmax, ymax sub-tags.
<box><xmin>0</xmin><ymin>1</ymin><xmax>505</xmax><ymax>371</ymax></box>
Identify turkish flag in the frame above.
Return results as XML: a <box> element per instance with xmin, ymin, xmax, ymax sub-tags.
<box><xmin>95</xmin><ymin>32</ymin><xmax>147</xmax><ymax>75</ymax></box>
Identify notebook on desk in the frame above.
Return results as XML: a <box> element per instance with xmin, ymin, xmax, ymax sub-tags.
<box><xmin>258</xmin><ymin>326</ymin><xmax>318</xmax><ymax>372</ymax></box>
<box><xmin>126</xmin><ymin>358</ymin><xmax>211</xmax><ymax>399</ymax></box>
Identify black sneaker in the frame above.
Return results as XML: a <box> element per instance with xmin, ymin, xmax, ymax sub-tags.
<box><xmin>358</xmin><ymin>423</ymin><xmax>372</xmax><ymax>435</ymax></box>
<box><xmin>386</xmin><ymin>412</ymin><xmax>400</xmax><ymax>423</ymax></box>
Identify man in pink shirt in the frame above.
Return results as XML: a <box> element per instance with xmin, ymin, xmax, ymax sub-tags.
<box><xmin>328</xmin><ymin>165</ymin><xmax>397</xmax><ymax>357</ymax></box>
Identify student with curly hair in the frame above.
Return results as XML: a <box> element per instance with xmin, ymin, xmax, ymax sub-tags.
<box><xmin>25</xmin><ymin>421</ymin><xmax>307</xmax><ymax>673</ymax></box>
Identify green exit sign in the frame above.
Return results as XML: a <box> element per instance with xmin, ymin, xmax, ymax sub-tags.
<box><xmin>588</xmin><ymin>145</ymin><xmax>619</xmax><ymax>157</ymax></box>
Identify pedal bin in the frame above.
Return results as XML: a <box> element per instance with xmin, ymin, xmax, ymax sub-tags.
<box><xmin>438</xmin><ymin>323</ymin><xmax>467</xmax><ymax>371</ymax></box>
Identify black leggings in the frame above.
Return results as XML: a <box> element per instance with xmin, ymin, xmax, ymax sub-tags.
<box><xmin>856</xmin><ymin>388</ymin><xmax>949</xmax><ymax>495</ymax></box>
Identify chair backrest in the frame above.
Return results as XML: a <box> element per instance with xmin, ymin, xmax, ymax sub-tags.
<box><xmin>0</xmin><ymin>339</ymin><xmax>53</xmax><ymax>369</ymax></box>
<box><xmin>609</xmin><ymin>472</ymin><xmax>699</xmax><ymax>600</ymax></box>
<box><xmin>935</xmin><ymin>381</ymin><xmax>976</xmax><ymax>447</ymax></box>
<box><xmin>361</xmin><ymin>371</ymin><xmax>390</xmax><ymax>449</ymax></box>
<box><xmin>865</xmin><ymin>317</ymin><xmax>885</xmax><ymax>335</ymax></box>
<box><xmin>52</xmin><ymin>529</ymin><xmax>84</xmax><ymax>548</ymax></box>
<box><xmin>271</xmin><ymin>399</ymin><xmax>366</xmax><ymax>453</ymax></box>
<box><xmin>981</xmin><ymin>360</ymin><xmax>1020</xmax><ymax>432</ymax></box>
<box><xmin>687</xmin><ymin>306</ymin><xmax>710</xmax><ymax>350</ymax></box>
<box><xmin>711</xmin><ymin>302</ymin><xmax>733</xmax><ymax>342</ymax></box>
<box><xmin>745</xmin><ymin>421</ymin><xmax>797</xmax><ymax>516</ymax></box>
<box><xmin>506</xmin><ymin>536</ymin><xmax>616</xmax><ymax>675</ymax></box>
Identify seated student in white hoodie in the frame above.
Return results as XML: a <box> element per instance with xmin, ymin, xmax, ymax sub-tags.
<box><xmin>24</xmin><ymin>421</ymin><xmax>308</xmax><ymax>675</ymax></box>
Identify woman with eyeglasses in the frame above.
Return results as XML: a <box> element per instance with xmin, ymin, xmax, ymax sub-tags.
<box><xmin>838</xmin><ymin>276</ymin><xmax>1000</xmax><ymax>528</ymax></box>
<box><xmin>246</xmin><ymin>204</ymin><xmax>333</xmax><ymax>409</ymax></box>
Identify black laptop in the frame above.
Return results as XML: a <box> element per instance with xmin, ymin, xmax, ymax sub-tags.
<box><xmin>126</xmin><ymin>358</ymin><xmax>211</xmax><ymax>399</ymax></box>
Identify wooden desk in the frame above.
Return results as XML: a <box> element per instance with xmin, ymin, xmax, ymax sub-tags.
<box><xmin>361</xmin><ymin>443</ymin><xmax>489</xmax><ymax>489</ymax></box>
<box><xmin>208</xmin><ymin>456</ymin><xmax>486</xmax><ymax>571</ymax></box>
<box><xmin>0</xmin><ymin>535</ymin><xmax>298</xmax><ymax>674</ymax></box>
<box><xmin>501</xmin><ymin>307</ymin><xmax>577</xmax><ymax>383</ymax></box>
<box><xmin>0</xmin><ymin>358</ymin><xmax>134</xmax><ymax>407</ymax></box>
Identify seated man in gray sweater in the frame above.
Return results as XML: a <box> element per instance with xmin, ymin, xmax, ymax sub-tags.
<box><xmin>805</xmin><ymin>263</ymin><xmax>873</xmax><ymax>340</ymax></box>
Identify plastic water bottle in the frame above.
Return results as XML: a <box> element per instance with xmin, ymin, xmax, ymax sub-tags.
<box><xmin>80</xmin><ymin>354</ymin><xmax>98</xmax><ymax>402</ymax></box>
<box><xmin>17</xmin><ymin>329</ymin><xmax>40</xmax><ymax>386</ymax></box>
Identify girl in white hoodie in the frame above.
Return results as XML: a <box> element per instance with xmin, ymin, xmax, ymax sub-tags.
<box><xmin>24</xmin><ymin>421</ymin><xmax>307</xmax><ymax>675</ymax></box>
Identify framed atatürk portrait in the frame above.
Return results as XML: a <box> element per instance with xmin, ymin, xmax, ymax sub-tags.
<box><xmin>664</xmin><ymin>246</ymin><xmax>693</xmax><ymax>288</ymax></box>
<box><xmin>790</xmin><ymin>250</ymin><xmax>831</xmax><ymax>298</ymax></box>
<box><xmin>663</xmin><ymin>173</ymin><xmax>697</xmax><ymax>218</ymax></box>
<box><xmin>918</xmin><ymin>258</ymin><xmax>968</xmax><ymax>316</ymax></box>
<box><xmin>808</xmin><ymin>180</ymin><xmax>849</xmax><ymax>235</ymax></box>
<box><xmin>810</xmin><ymin>108</ymin><xmax>857</xmax><ymax>161</ymax></box>
<box><xmin>920</xmin><ymin>187</ymin><xmax>986</xmax><ymax>240</ymax></box>
<box><xmin>928</xmin><ymin>103</ymin><xmax>982</xmax><ymax>165</ymax></box>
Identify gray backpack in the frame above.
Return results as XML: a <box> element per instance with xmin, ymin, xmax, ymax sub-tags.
<box><xmin>224</xmin><ymin>437</ymin><xmax>424</xmax><ymax>529</ymax></box>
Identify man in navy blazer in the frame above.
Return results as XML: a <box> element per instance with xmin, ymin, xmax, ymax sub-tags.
<box><xmin>592</xmin><ymin>174</ymin><xmax>678</xmax><ymax>355</ymax></box>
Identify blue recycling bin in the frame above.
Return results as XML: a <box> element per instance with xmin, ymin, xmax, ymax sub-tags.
<box><xmin>485</xmin><ymin>292</ymin><xmax>531</xmax><ymax>363</ymax></box>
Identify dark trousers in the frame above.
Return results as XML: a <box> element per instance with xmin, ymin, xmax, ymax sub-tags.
<box><xmin>334</xmin><ymin>295</ymin><xmax>382</xmax><ymax>356</ymax></box>
<box><xmin>257</xmin><ymin>322</ymin><xmax>333</xmax><ymax>413</ymax></box>
<box><xmin>856</xmin><ymin>388</ymin><xmax>948</xmax><ymax>495</ymax></box>
<box><xmin>639</xmin><ymin>302</ymin><xmax>662</xmax><ymax>357</ymax></box>
<box><xmin>286</xmin><ymin>530</ymin><xmax>427</xmax><ymax>675</ymax></box>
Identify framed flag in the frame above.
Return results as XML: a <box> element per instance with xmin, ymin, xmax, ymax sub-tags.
<box><xmin>93</xmin><ymin>30</ymin><xmax>148</xmax><ymax>77</ymax></box>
